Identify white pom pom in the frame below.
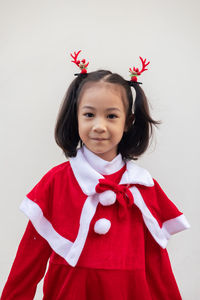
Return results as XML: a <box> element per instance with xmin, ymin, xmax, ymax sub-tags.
<box><xmin>98</xmin><ymin>190</ymin><xmax>116</xmax><ymax>206</ymax></box>
<box><xmin>94</xmin><ymin>218</ymin><xmax>111</xmax><ymax>235</ymax></box>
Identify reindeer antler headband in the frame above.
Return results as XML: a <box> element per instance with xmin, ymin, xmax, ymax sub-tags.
<box><xmin>70</xmin><ymin>50</ymin><xmax>150</xmax><ymax>85</ymax></box>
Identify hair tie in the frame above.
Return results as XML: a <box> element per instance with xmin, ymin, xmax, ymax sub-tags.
<box><xmin>74</xmin><ymin>73</ymin><xmax>88</xmax><ymax>79</ymax></box>
<box><xmin>70</xmin><ymin>50</ymin><xmax>89</xmax><ymax>77</ymax></box>
<box><xmin>126</xmin><ymin>80</ymin><xmax>142</xmax><ymax>87</ymax></box>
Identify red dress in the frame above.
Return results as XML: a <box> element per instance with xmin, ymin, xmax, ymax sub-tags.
<box><xmin>1</xmin><ymin>146</ymin><xmax>190</xmax><ymax>299</ymax></box>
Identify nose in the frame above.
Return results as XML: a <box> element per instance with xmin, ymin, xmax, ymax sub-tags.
<box><xmin>92</xmin><ymin>118</ymin><xmax>106</xmax><ymax>133</ymax></box>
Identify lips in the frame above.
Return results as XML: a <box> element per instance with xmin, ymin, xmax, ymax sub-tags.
<box><xmin>92</xmin><ymin>138</ymin><xmax>107</xmax><ymax>141</ymax></box>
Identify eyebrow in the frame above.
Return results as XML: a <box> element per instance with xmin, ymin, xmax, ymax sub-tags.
<box><xmin>81</xmin><ymin>105</ymin><xmax>121</xmax><ymax>112</ymax></box>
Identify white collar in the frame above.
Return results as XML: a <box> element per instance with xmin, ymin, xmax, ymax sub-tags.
<box><xmin>69</xmin><ymin>146</ymin><xmax>154</xmax><ymax>196</ymax></box>
<box><xmin>82</xmin><ymin>145</ymin><xmax>125</xmax><ymax>175</ymax></box>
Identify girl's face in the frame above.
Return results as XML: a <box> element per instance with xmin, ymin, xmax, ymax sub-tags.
<box><xmin>77</xmin><ymin>81</ymin><xmax>130</xmax><ymax>161</ymax></box>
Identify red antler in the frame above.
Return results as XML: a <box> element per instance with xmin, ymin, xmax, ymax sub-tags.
<box><xmin>137</xmin><ymin>57</ymin><xmax>150</xmax><ymax>75</ymax></box>
<box><xmin>129</xmin><ymin>57</ymin><xmax>150</xmax><ymax>82</ymax></box>
<box><xmin>70</xmin><ymin>50</ymin><xmax>89</xmax><ymax>74</ymax></box>
<box><xmin>70</xmin><ymin>50</ymin><xmax>81</xmax><ymax>66</ymax></box>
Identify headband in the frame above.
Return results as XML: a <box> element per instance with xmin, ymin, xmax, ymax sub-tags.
<box><xmin>70</xmin><ymin>50</ymin><xmax>150</xmax><ymax>86</ymax></box>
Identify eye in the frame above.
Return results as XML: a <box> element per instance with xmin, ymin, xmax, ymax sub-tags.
<box><xmin>84</xmin><ymin>113</ymin><xmax>94</xmax><ymax>118</ymax></box>
<box><xmin>107</xmin><ymin>114</ymin><xmax>118</xmax><ymax>119</ymax></box>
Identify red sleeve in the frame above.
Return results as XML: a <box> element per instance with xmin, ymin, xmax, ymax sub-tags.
<box><xmin>1</xmin><ymin>221</ymin><xmax>52</xmax><ymax>300</ymax></box>
<box><xmin>138</xmin><ymin>179</ymin><xmax>183</xmax><ymax>228</ymax></box>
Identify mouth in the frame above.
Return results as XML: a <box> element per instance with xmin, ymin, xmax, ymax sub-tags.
<box><xmin>91</xmin><ymin>138</ymin><xmax>107</xmax><ymax>141</ymax></box>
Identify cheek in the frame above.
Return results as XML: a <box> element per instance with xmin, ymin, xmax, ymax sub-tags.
<box><xmin>78</xmin><ymin>118</ymin><xmax>88</xmax><ymax>128</ymax></box>
<box><xmin>111</xmin><ymin>125</ymin><xmax>124</xmax><ymax>139</ymax></box>
<box><xmin>77</xmin><ymin>114</ymin><xmax>84</xmax><ymax>127</ymax></box>
<box><xmin>77</xmin><ymin>117</ymin><xmax>90</xmax><ymax>136</ymax></box>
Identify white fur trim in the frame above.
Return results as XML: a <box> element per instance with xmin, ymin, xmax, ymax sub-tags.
<box><xmin>20</xmin><ymin>195</ymin><xmax>99</xmax><ymax>267</ymax></box>
<box><xmin>65</xmin><ymin>194</ymin><xmax>99</xmax><ymax>266</ymax></box>
<box><xmin>69</xmin><ymin>147</ymin><xmax>154</xmax><ymax>197</ymax></box>
<box><xmin>70</xmin><ymin>147</ymin><xmax>104</xmax><ymax>196</ymax></box>
<box><xmin>20</xmin><ymin>197</ymin><xmax>73</xmax><ymax>256</ymax></box>
<box><xmin>130</xmin><ymin>186</ymin><xmax>190</xmax><ymax>248</ymax></box>
<box><xmin>94</xmin><ymin>218</ymin><xmax>111</xmax><ymax>234</ymax></box>
<box><xmin>99</xmin><ymin>190</ymin><xmax>116</xmax><ymax>206</ymax></box>
<box><xmin>162</xmin><ymin>214</ymin><xmax>190</xmax><ymax>237</ymax></box>
<box><xmin>120</xmin><ymin>160</ymin><xmax>154</xmax><ymax>187</ymax></box>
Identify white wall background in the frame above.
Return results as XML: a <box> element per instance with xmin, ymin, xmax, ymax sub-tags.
<box><xmin>0</xmin><ymin>0</ymin><xmax>199</xmax><ymax>298</ymax></box>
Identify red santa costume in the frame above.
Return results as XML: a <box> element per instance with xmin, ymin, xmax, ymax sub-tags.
<box><xmin>1</xmin><ymin>145</ymin><xmax>190</xmax><ymax>300</ymax></box>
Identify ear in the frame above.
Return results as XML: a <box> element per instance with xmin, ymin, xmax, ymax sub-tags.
<box><xmin>124</xmin><ymin>113</ymin><xmax>135</xmax><ymax>132</ymax></box>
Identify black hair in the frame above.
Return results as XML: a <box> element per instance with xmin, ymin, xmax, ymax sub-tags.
<box><xmin>54</xmin><ymin>70</ymin><xmax>160</xmax><ymax>160</ymax></box>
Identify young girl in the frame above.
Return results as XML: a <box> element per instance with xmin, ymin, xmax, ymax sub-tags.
<box><xmin>1</xmin><ymin>51</ymin><xmax>190</xmax><ymax>300</ymax></box>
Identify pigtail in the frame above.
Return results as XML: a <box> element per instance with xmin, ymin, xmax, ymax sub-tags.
<box><xmin>133</xmin><ymin>84</ymin><xmax>160</xmax><ymax>151</ymax></box>
<box><xmin>54</xmin><ymin>76</ymin><xmax>84</xmax><ymax>157</ymax></box>
<box><xmin>118</xmin><ymin>84</ymin><xmax>160</xmax><ymax>160</ymax></box>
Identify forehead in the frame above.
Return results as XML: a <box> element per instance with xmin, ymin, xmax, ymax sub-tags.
<box><xmin>78</xmin><ymin>81</ymin><xmax>128</xmax><ymax>110</ymax></box>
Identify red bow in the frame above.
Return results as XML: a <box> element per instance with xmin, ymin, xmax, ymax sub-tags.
<box><xmin>95</xmin><ymin>178</ymin><xmax>134</xmax><ymax>219</ymax></box>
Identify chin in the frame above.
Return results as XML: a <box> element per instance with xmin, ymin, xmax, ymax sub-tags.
<box><xmin>90</xmin><ymin>147</ymin><xmax>106</xmax><ymax>154</ymax></box>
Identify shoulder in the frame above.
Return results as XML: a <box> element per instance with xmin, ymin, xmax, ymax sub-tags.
<box><xmin>45</xmin><ymin>161</ymin><xmax>70</xmax><ymax>176</ymax></box>
<box><xmin>36</xmin><ymin>161</ymin><xmax>71</xmax><ymax>183</ymax></box>
<box><xmin>125</xmin><ymin>159</ymin><xmax>154</xmax><ymax>187</ymax></box>
<box><xmin>125</xmin><ymin>160</ymin><xmax>169</xmax><ymax>192</ymax></box>
<box><xmin>136</xmin><ymin>176</ymin><xmax>173</xmax><ymax>212</ymax></box>
<box><xmin>26</xmin><ymin>161</ymin><xmax>71</xmax><ymax>196</ymax></box>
